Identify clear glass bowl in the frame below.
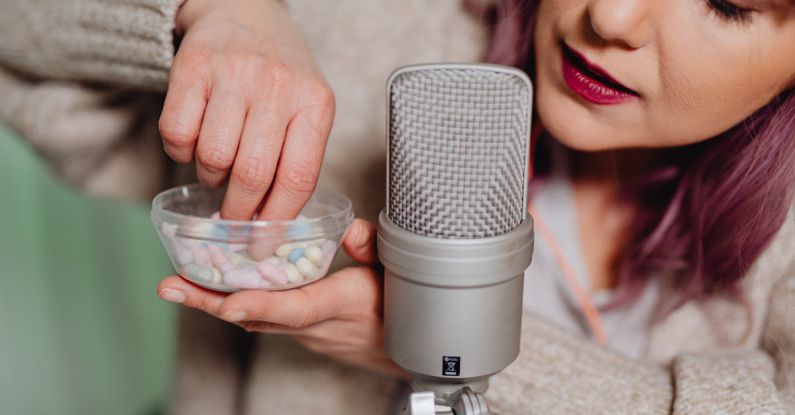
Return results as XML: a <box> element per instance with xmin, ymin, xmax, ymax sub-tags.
<box><xmin>151</xmin><ymin>184</ymin><xmax>353</xmax><ymax>292</ymax></box>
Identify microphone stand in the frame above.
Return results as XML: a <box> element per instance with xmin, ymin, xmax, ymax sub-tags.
<box><xmin>402</xmin><ymin>384</ymin><xmax>494</xmax><ymax>415</ymax></box>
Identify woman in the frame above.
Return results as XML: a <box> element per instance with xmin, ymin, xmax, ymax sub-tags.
<box><xmin>2</xmin><ymin>0</ymin><xmax>793</xmax><ymax>412</ymax></box>
<box><xmin>0</xmin><ymin>0</ymin><xmax>483</xmax><ymax>413</ymax></box>
<box><xmin>158</xmin><ymin>0</ymin><xmax>795</xmax><ymax>413</ymax></box>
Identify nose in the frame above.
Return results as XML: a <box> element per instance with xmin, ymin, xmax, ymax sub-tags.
<box><xmin>587</xmin><ymin>0</ymin><xmax>654</xmax><ymax>49</ymax></box>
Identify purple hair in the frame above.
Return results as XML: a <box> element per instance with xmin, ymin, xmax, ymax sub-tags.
<box><xmin>468</xmin><ymin>0</ymin><xmax>795</xmax><ymax>306</ymax></box>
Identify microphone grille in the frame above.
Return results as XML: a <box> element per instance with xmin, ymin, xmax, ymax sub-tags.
<box><xmin>387</xmin><ymin>65</ymin><xmax>532</xmax><ymax>239</ymax></box>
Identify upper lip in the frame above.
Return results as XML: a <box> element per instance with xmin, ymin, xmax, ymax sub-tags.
<box><xmin>561</xmin><ymin>42</ymin><xmax>639</xmax><ymax>96</ymax></box>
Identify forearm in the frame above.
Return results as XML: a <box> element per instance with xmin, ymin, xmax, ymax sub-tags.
<box><xmin>0</xmin><ymin>0</ymin><xmax>183</xmax><ymax>90</ymax></box>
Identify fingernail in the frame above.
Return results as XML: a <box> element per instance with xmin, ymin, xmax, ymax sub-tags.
<box><xmin>159</xmin><ymin>289</ymin><xmax>185</xmax><ymax>304</ymax></box>
<box><xmin>355</xmin><ymin>224</ymin><xmax>370</xmax><ymax>248</ymax></box>
<box><xmin>222</xmin><ymin>310</ymin><xmax>247</xmax><ymax>322</ymax></box>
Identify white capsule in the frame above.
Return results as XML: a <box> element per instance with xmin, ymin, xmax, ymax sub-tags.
<box><xmin>188</xmin><ymin>222</ymin><xmax>215</xmax><ymax>235</ymax></box>
<box><xmin>296</xmin><ymin>257</ymin><xmax>318</xmax><ymax>278</ymax></box>
<box><xmin>304</xmin><ymin>245</ymin><xmax>324</xmax><ymax>266</ymax></box>
<box><xmin>284</xmin><ymin>264</ymin><xmax>303</xmax><ymax>283</ymax></box>
<box><xmin>315</xmin><ymin>258</ymin><xmax>332</xmax><ymax>280</ymax></box>
<box><xmin>173</xmin><ymin>241</ymin><xmax>194</xmax><ymax>265</ymax></box>
<box><xmin>227</xmin><ymin>252</ymin><xmax>247</xmax><ymax>265</ymax></box>
<box><xmin>190</xmin><ymin>245</ymin><xmax>211</xmax><ymax>266</ymax></box>
<box><xmin>231</xmin><ymin>251</ymin><xmax>260</xmax><ymax>268</ymax></box>
<box><xmin>211</xmin><ymin>267</ymin><xmax>222</xmax><ymax>284</ymax></box>
<box><xmin>276</xmin><ymin>243</ymin><xmax>297</xmax><ymax>257</ymax></box>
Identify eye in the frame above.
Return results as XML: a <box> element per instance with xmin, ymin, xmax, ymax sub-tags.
<box><xmin>706</xmin><ymin>0</ymin><xmax>754</xmax><ymax>23</ymax></box>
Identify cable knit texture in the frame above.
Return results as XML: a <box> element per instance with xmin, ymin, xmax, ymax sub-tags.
<box><xmin>671</xmin><ymin>352</ymin><xmax>782</xmax><ymax>414</ymax></box>
<box><xmin>0</xmin><ymin>1</ymin><xmax>794</xmax><ymax>414</ymax></box>
<box><xmin>0</xmin><ymin>0</ymin><xmax>182</xmax><ymax>90</ymax></box>
<box><xmin>0</xmin><ymin>67</ymin><xmax>167</xmax><ymax>199</ymax></box>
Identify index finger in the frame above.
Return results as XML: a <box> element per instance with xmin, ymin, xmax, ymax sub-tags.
<box><xmin>256</xmin><ymin>100</ymin><xmax>334</xmax><ymax>221</ymax></box>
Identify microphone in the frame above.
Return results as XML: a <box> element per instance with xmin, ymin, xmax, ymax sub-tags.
<box><xmin>377</xmin><ymin>64</ymin><xmax>534</xmax><ymax>414</ymax></box>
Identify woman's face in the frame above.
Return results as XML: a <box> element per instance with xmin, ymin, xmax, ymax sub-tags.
<box><xmin>534</xmin><ymin>0</ymin><xmax>795</xmax><ymax>150</ymax></box>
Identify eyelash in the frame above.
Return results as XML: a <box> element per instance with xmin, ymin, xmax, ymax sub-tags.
<box><xmin>706</xmin><ymin>0</ymin><xmax>754</xmax><ymax>23</ymax></box>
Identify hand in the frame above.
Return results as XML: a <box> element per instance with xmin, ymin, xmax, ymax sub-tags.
<box><xmin>157</xmin><ymin>219</ymin><xmax>408</xmax><ymax>378</ymax></box>
<box><xmin>159</xmin><ymin>0</ymin><xmax>335</xmax><ymax>221</ymax></box>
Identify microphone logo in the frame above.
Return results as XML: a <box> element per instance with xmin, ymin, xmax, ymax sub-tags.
<box><xmin>443</xmin><ymin>356</ymin><xmax>461</xmax><ymax>377</ymax></box>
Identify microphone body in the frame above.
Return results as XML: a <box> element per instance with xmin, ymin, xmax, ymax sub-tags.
<box><xmin>378</xmin><ymin>213</ymin><xmax>532</xmax><ymax>387</ymax></box>
<box><xmin>377</xmin><ymin>64</ymin><xmax>534</xmax><ymax>411</ymax></box>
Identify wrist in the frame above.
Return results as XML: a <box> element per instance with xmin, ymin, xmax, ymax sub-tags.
<box><xmin>174</xmin><ymin>0</ymin><xmax>212</xmax><ymax>36</ymax></box>
<box><xmin>175</xmin><ymin>0</ymin><xmax>285</xmax><ymax>37</ymax></box>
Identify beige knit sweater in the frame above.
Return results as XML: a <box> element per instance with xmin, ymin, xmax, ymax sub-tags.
<box><xmin>1</xmin><ymin>1</ymin><xmax>793</xmax><ymax>414</ymax></box>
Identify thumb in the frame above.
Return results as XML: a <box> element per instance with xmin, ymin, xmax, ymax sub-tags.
<box><xmin>342</xmin><ymin>218</ymin><xmax>379</xmax><ymax>265</ymax></box>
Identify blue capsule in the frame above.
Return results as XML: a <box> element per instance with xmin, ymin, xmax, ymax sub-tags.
<box><xmin>287</xmin><ymin>248</ymin><xmax>306</xmax><ymax>264</ymax></box>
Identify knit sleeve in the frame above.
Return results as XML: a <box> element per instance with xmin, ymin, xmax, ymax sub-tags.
<box><xmin>0</xmin><ymin>0</ymin><xmax>184</xmax><ymax>91</ymax></box>
<box><xmin>761</xmin><ymin>270</ymin><xmax>795</xmax><ymax>413</ymax></box>
<box><xmin>486</xmin><ymin>284</ymin><xmax>795</xmax><ymax>415</ymax></box>
<box><xmin>670</xmin><ymin>268</ymin><xmax>795</xmax><ymax>414</ymax></box>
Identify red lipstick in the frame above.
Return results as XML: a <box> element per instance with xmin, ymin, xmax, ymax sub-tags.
<box><xmin>561</xmin><ymin>42</ymin><xmax>638</xmax><ymax>105</ymax></box>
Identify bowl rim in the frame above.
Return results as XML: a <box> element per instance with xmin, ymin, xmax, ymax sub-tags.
<box><xmin>151</xmin><ymin>183</ymin><xmax>354</xmax><ymax>228</ymax></box>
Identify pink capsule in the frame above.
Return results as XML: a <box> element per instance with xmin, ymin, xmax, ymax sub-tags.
<box><xmin>208</xmin><ymin>245</ymin><xmax>234</xmax><ymax>273</ymax></box>
<box><xmin>223</xmin><ymin>268</ymin><xmax>262</xmax><ymax>289</ymax></box>
<box><xmin>257</xmin><ymin>261</ymin><xmax>289</xmax><ymax>285</ymax></box>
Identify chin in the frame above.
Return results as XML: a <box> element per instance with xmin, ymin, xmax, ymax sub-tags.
<box><xmin>534</xmin><ymin>81</ymin><xmax>646</xmax><ymax>152</ymax></box>
<box><xmin>536</xmin><ymin>94</ymin><xmax>615</xmax><ymax>152</ymax></box>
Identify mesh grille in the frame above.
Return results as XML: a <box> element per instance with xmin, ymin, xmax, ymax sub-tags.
<box><xmin>387</xmin><ymin>66</ymin><xmax>531</xmax><ymax>239</ymax></box>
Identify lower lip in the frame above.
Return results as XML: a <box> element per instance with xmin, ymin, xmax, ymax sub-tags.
<box><xmin>561</xmin><ymin>50</ymin><xmax>636</xmax><ymax>105</ymax></box>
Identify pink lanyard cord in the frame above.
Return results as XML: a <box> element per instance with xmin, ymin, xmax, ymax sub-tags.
<box><xmin>527</xmin><ymin>205</ymin><xmax>609</xmax><ymax>346</ymax></box>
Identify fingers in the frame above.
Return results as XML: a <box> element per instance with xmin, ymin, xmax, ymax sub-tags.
<box><xmin>159</xmin><ymin>56</ymin><xmax>208</xmax><ymax>163</ymax></box>
<box><xmin>220</xmin><ymin>102</ymin><xmax>288</xmax><ymax>220</ymax></box>
<box><xmin>342</xmin><ymin>219</ymin><xmax>379</xmax><ymax>265</ymax></box>
<box><xmin>157</xmin><ymin>275</ymin><xmax>227</xmax><ymax>316</ymax></box>
<box><xmin>217</xmin><ymin>285</ymin><xmax>328</xmax><ymax>328</ymax></box>
<box><xmin>256</xmin><ymin>89</ymin><xmax>334</xmax><ymax>221</ymax></box>
<box><xmin>218</xmin><ymin>266</ymin><xmax>380</xmax><ymax>327</ymax></box>
<box><xmin>195</xmin><ymin>87</ymin><xmax>247</xmax><ymax>188</ymax></box>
